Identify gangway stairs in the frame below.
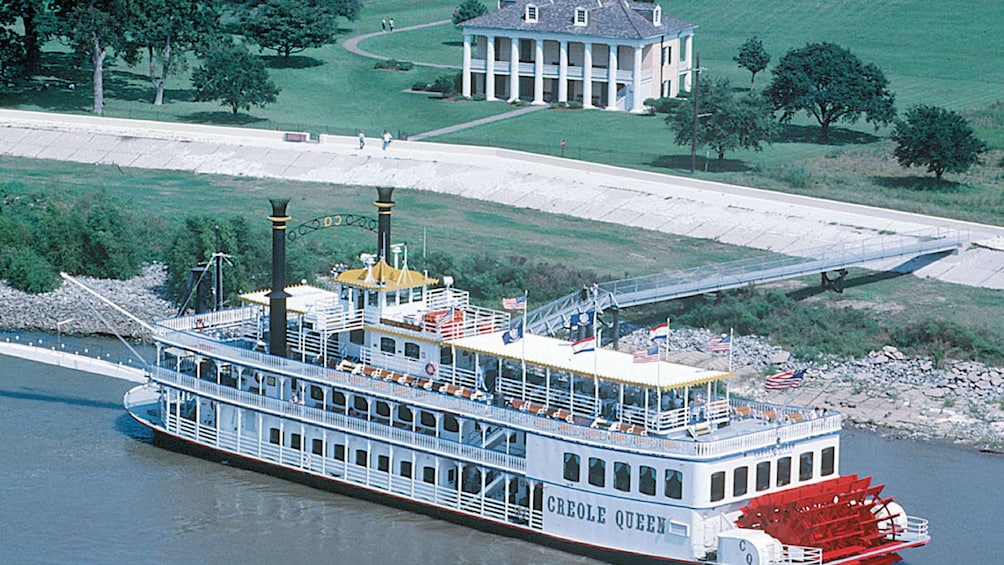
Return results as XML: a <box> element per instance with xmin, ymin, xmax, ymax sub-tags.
<box><xmin>523</xmin><ymin>229</ymin><xmax>965</xmax><ymax>336</ymax></box>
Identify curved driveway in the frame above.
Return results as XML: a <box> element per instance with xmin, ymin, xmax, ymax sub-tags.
<box><xmin>2</xmin><ymin>109</ymin><xmax>1004</xmax><ymax>290</ymax></box>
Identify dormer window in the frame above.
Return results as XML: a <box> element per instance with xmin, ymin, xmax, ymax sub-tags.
<box><xmin>653</xmin><ymin>6</ymin><xmax>661</xmax><ymax>26</ymax></box>
<box><xmin>575</xmin><ymin>7</ymin><xmax>588</xmax><ymax>26</ymax></box>
<box><xmin>525</xmin><ymin>4</ymin><xmax>538</xmax><ymax>22</ymax></box>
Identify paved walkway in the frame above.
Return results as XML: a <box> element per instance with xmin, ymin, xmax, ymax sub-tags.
<box><xmin>2</xmin><ymin>109</ymin><xmax>1004</xmax><ymax>290</ymax></box>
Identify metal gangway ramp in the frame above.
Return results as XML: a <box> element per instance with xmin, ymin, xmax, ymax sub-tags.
<box><xmin>524</xmin><ymin>229</ymin><xmax>965</xmax><ymax>335</ymax></box>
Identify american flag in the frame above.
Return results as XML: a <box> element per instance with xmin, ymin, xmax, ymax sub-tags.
<box><xmin>502</xmin><ymin>296</ymin><xmax>526</xmax><ymax>310</ymax></box>
<box><xmin>765</xmin><ymin>369</ymin><xmax>806</xmax><ymax>391</ymax></box>
<box><xmin>434</xmin><ymin>308</ymin><xmax>455</xmax><ymax>326</ymax></box>
<box><xmin>708</xmin><ymin>334</ymin><xmax>731</xmax><ymax>352</ymax></box>
<box><xmin>633</xmin><ymin>346</ymin><xmax>660</xmax><ymax>363</ymax></box>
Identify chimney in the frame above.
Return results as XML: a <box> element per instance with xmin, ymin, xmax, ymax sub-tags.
<box><xmin>268</xmin><ymin>198</ymin><xmax>291</xmax><ymax>357</ymax></box>
<box><xmin>375</xmin><ymin>187</ymin><xmax>395</xmax><ymax>263</ymax></box>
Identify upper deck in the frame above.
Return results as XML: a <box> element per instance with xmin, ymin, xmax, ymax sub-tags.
<box><xmin>151</xmin><ymin>311</ymin><xmax>841</xmax><ymax>461</ymax></box>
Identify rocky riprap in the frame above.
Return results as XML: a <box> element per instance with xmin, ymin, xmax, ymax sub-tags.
<box><xmin>0</xmin><ymin>263</ymin><xmax>176</xmax><ymax>339</ymax></box>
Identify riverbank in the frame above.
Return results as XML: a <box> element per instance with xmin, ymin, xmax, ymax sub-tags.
<box><xmin>2</xmin><ymin>266</ymin><xmax>1001</xmax><ymax>449</ymax></box>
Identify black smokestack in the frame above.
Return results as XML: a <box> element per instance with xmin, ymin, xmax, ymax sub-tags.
<box><xmin>268</xmin><ymin>198</ymin><xmax>291</xmax><ymax>357</ymax></box>
<box><xmin>375</xmin><ymin>187</ymin><xmax>395</xmax><ymax>263</ymax></box>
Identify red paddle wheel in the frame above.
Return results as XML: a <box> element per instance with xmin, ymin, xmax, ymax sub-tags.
<box><xmin>735</xmin><ymin>474</ymin><xmax>906</xmax><ymax>565</ymax></box>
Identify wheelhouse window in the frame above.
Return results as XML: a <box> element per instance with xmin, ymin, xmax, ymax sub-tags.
<box><xmin>563</xmin><ymin>453</ymin><xmax>581</xmax><ymax>482</ymax></box>
<box><xmin>640</xmin><ymin>466</ymin><xmax>657</xmax><ymax>496</ymax></box>
<box><xmin>821</xmin><ymin>446</ymin><xmax>836</xmax><ymax>476</ymax></box>
<box><xmin>404</xmin><ymin>342</ymin><xmax>421</xmax><ymax>359</ymax></box>
<box><xmin>614</xmin><ymin>462</ymin><xmax>631</xmax><ymax>492</ymax></box>
<box><xmin>710</xmin><ymin>471</ymin><xmax>726</xmax><ymax>502</ymax></box>
<box><xmin>756</xmin><ymin>461</ymin><xmax>771</xmax><ymax>491</ymax></box>
<box><xmin>799</xmin><ymin>452</ymin><xmax>814</xmax><ymax>481</ymax></box>
<box><xmin>588</xmin><ymin>457</ymin><xmax>605</xmax><ymax>487</ymax></box>
<box><xmin>776</xmin><ymin>456</ymin><xmax>792</xmax><ymax>487</ymax></box>
<box><xmin>665</xmin><ymin>469</ymin><xmax>683</xmax><ymax>499</ymax></box>
<box><xmin>733</xmin><ymin>466</ymin><xmax>749</xmax><ymax>497</ymax></box>
<box><xmin>380</xmin><ymin>337</ymin><xmax>396</xmax><ymax>354</ymax></box>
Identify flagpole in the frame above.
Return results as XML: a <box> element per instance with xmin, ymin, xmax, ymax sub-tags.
<box><xmin>728</xmin><ymin>327</ymin><xmax>734</xmax><ymax>373</ymax></box>
<box><xmin>592</xmin><ymin>287</ymin><xmax>599</xmax><ymax>416</ymax></box>
<box><xmin>521</xmin><ymin>289</ymin><xmax>528</xmax><ymax>399</ymax></box>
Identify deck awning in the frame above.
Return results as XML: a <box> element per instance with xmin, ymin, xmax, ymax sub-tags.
<box><xmin>448</xmin><ymin>331</ymin><xmax>729</xmax><ymax>390</ymax></box>
<box><xmin>240</xmin><ymin>284</ymin><xmax>340</xmax><ymax>315</ymax></box>
<box><xmin>334</xmin><ymin>260</ymin><xmax>437</xmax><ymax>291</ymax></box>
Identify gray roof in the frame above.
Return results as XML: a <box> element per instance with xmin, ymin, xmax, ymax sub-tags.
<box><xmin>461</xmin><ymin>0</ymin><xmax>696</xmax><ymax>40</ymax></box>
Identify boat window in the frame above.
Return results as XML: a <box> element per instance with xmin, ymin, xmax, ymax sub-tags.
<box><xmin>733</xmin><ymin>466</ymin><xmax>749</xmax><ymax>496</ymax></box>
<box><xmin>614</xmin><ymin>462</ymin><xmax>631</xmax><ymax>492</ymax></box>
<box><xmin>334</xmin><ymin>444</ymin><xmax>345</xmax><ymax>461</ymax></box>
<box><xmin>400</xmin><ymin>460</ymin><xmax>413</xmax><ymax>478</ymax></box>
<box><xmin>290</xmin><ymin>433</ymin><xmax>302</xmax><ymax>450</ymax></box>
<box><xmin>332</xmin><ymin>391</ymin><xmax>346</xmax><ymax>408</ymax></box>
<box><xmin>404</xmin><ymin>342</ymin><xmax>421</xmax><ymax>359</ymax></box>
<box><xmin>423</xmin><ymin>466</ymin><xmax>436</xmax><ymax>484</ymax></box>
<box><xmin>799</xmin><ymin>452</ymin><xmax>814</xmax><ymax>481</ymax></box>
<box><xmin>664</xmin><ymin>469</ymin><xmax>683</xmax><ymax>499</ymax></box>
<box><xmin>353</xmin><ymin>395</ymin><xmax>369</xmax><ymax>413</ymax></box>
<box><xmin>443</xmin><ymin>414</ymin><xmax>459</xmax><ymax>433</ymax></box>
<box><xmin>400</xmin><ymin>290</ymin><xmax>411</xmax><ymax>304</ymax></box>
<box><xmin>588</xmin><ymin>457</ymin><xmax>605</xmax><ymax>487</ymax></box>
<box><xmin>755</xmin><ymin>461</ymin><xmax>771</xmax><ymax>491</ymax></box>
<box><xmin>380</xmin><ymin>337</ymin><xmax>396</xmax><ymax>354</ymax></box>
<box><xmin>420</xmin><ymin>411</ymin><xmax>436</xmax><ymax>428</ymax></box>
<box><xmin>396</xmin><ymin>405</ymin><xmax>413</xmax><ymax>422</ymax></box>
<box><xmin>355</xmin><ymin>449</ymin><xmax>368</xmax><ymax>466</ymax></box>
<box><xmin>310</xmin><ymin>385</ymin><xmax>323</xmax><ymax>401</ymax></box>
<box><xmin>821</xmin><ymin>446</ymin><xmax>836</xmax><ymax>476</ymax></box>
<box><xmin>312</xmin><ymin>438</ymin><xmax>323</xmax><ymax>455</ymax></box>
<box><xmin>367</xmin><ymin>291</ymin><xmax>378</xmax><ymax>306</ymax></box>
<box><xmin>267</xmin><ymin>375</ymin><xmax>276</xmax><ymax>386</ymax></box>
<box><xmin>440</xmin><ymin>348</ymin><xmax>453</xmax><ymax>366</ymax></box>
<box><xmin>776</xmin><ymin>456</ymin><xmax>792</xmax><ymax>487</ymax></box>
<box><xmin>269</xmin><ymin>428</ymin><xmax>280</xmax><ymax>445</ymax></box>
<box><xmin>376</xmin><ymin>401</ymin><xmax>391</xmax><ymax>418</ymax></box>
<box><xmin>349</xmin><ymin>329</ymin><xmax>364</xmax><ymax>345</ymax></box>
<box><xmin>377</xmin><ymin>455</ymin><xmax>390</xmax><ymax>472</ymax></box>
<box><xmin>639</xmin><ymin>466</ymin><xmax>656</xmax><ymax>496</ymax></box>
<box><xmin>563</xmin><ymin>453</ymin><xmax>581</xmax><ymax>482</ymax></box>
<box><xmin>710</xmin><ymin>471</ymin><xmax>726</xmax><ymax>502</ymax></box>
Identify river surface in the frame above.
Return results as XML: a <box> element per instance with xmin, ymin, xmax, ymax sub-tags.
<box><xmin>1</xmin><ymin>352</ymin><xmax>1002</xmax><ymax>564</ymax></box>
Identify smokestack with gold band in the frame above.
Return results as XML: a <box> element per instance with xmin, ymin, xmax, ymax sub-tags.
<box><xmin>268</xmin><ymin>198</ymin><xmax>290</xmax><ymax>357</ymax></box>
<box><xmin>375</xmin><ymin>187</ymin><xmax>395</xmax><ymax>263</ymax></box>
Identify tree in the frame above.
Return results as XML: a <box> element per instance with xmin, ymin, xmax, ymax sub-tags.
<box><xmin>53</xmin><ymin>0</ymin><xmax>132</xmax><ymax>114</ymax></box>
<box><xmin>191</xmin><ymin>42</ymin><xmax>279</xmax><ymax>114</ymax></box>
<box><xmin>733</xmin><ymin>36</ymin><xmax>769</xmax><ymax>91</ymax></box>
<box><xmin>125</xmin><ymin>0</ymin><xmax>221</xmax><ymax>105</ymax></box>
<box><xmin>667</xmin><ymin>76</ymin><xmax>778</xmax><ymax>171</ymax></box>
<box><xmin>0</xmin><ymin>0</ymin><xmax>51</xmax><ymax>75</ymax></box>
<box><xmin>452</xmin><ymin>0</ymin><xmax>487</xmax><ymax>25</ymax></box>
<box><xmin>0</xmin><ymin>29</ymin><xmax>28</xmax><ymax>91</ymax></box>
<box><xmin>890</xmin><ymin>104</ymin><xmax>988</xmax><ymax>185</ymax></box>
<box><xmin>240</xmin><ymin>0</ymin><xmax>341</xmax><ymax>58</ymax></box>
<box><xmin>764</xmin><ymin>42</ymin><xmax>896</xmax><ymax>141</ymax></box>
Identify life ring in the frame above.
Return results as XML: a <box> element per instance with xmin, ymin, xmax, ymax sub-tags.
<box><xmin>195</xmin><ymin>318</ymin><xmax>206</xmax><ymax>330</ymax></box>
<box><xmin>425</xmin><ymin>363</ymin><xmax>437</xmax><ymax>376</ymax></box>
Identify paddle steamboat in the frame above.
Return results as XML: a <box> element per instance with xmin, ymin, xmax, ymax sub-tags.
<box><xmin>125</xmin><ymin>189</ymin><xmax>929</xmax><ymax>564</ymax></box>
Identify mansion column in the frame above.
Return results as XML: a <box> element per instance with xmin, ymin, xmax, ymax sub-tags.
<box><xmin>583</xmin><ymin>42</ymin><xmax>593</xmax><ymax>109</ymax></box>
<box><xmin>558</xmin><ymin>40</ymin><xmax>568</xmax><ymax>103</ymax></box>
<box><xmin>509</xmin><ymin>39</ymin><xmax>520</xmax><ymax>102</ymax></box>
<box><xmin>606</xmin><ymin>44</ymin><xmax>618</xmax><ymax>110</ymax></box>
<box><xmin>533</xmin><ymin>38</ymin><xmax>544</xmax><ymax>104</ymax></box>
<box><xmin>485</xmin><ymin>35</ymin><xmax>496</xmax><ymax>101</ymax></box>
<box><xmin>631</xmin><ymin>44</ymin><xmax>643</xmax><ymax>112</ymax></box>
<box><xmin>462</xmin><ymin>34</ymin><xmax>472</xmax><ymax>98</ymax></box>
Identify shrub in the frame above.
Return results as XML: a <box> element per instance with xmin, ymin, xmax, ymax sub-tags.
<box><xmin>431</xmin><ymin>73</ymin><xmax>460</xmax><ymax>97</ymax></box>
<box><xmin>568</xmin><ymin>101</ymin><xmax>583</xmax><ymax>109</ymax></box>
<box><xmin>0</xmin><ymin>248</ymin><xmax>60</xmax><ymax>293</ymax></box>
<box><xmin>375</xmin><ymin>59</ymin><xmax>413</xmax><ymax>71</ymax></box>
<box><xmin>411</xmin><ymin>81</ymin><xmax>430</xmax><ymax>91</ymax></box>
<box><xmin>644</xmin><ymin>97</ymin><xmax>683</xmax><ymax>114</ymax></box>
<box><xmin>471</xmin><ymin>93</ymin><xmax>486</xmax><ymax>101</ymax></box>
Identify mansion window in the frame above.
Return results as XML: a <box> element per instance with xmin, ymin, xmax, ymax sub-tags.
<box><xmin>575</xmin><ymin>8</ymin><xmax>587</xmax><ymax>26</ymax></box>
<box><xmin>653</xmin><ymin>6</ymin><xmax>661</xmax><ymax>26</ymax></box>
<box><xmin>525</xmin><ymin>5</ymin><xmax>538</xmax><ymax>22</ymax></box>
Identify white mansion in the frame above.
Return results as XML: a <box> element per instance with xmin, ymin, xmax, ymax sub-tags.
<box><xmin>459</xmin><ymin>0</ymin><xmax>696</xmax><ymax>112</ymax></box>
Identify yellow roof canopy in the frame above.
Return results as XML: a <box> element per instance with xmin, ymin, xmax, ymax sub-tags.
<box><xmin>334</xmin><ymin>260</ymin><xmax>438</xmax><ymax>291</ymax></box>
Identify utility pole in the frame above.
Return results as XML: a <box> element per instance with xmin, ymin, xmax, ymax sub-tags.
<box><xmin>690</xmin><ymin>53</ymin><xmax>704</xmax><ymax>174</ymax></box>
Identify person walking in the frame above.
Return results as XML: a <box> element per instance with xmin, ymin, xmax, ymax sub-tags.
<box><xmin>389</xmin><ymin>18</ymin><xmax>394</xmax><ymax>32</ymax></box>
<box><xmin>381</xmin><ymin>18</ymin><xmax>387</xmax><ymax>32</ymax></box>
<box><xmin>382</xmin><ymin>130</ymin><xmax>393</xmax><ymax>150</ymax></box>
<box><xmin>358</xmin><ymin>131</ymin><xmax>365</xmax><ymax>149</ymax></box>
